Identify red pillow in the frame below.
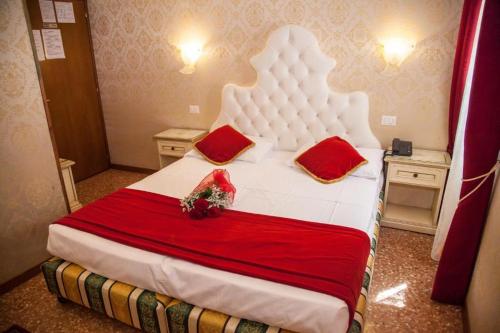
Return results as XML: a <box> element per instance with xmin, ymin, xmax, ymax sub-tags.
<box><xmin>194</xmin><ymin>125</ymin><xmax>254</xmax><ymax>165</ymax></box>
<box><xmin>295</xmin><ymin>136</ymin><xmax>367</xmax><ymax>183</ymax></box>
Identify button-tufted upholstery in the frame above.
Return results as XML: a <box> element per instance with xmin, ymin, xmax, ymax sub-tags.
<box><xmin>212</xmin><ymin>25</ymin><xmax>381</xmax><ymax>151</ymax></box>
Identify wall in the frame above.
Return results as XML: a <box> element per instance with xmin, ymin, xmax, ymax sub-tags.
<box><xmin>465</xmin><ymin>178</ymin><xmax>500</xmax><ymax>332</ymax></box>
<box><xmin>0</xmin><ymin>0</ymin><xmax>67</xmax><ymax>284</ymax></box>
<box><xmin>88</xmin><ymin>0</ymin><xmax>463</xmax><ymax>170</ymax></box>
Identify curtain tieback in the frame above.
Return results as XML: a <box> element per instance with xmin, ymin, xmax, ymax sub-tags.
<box><xmin>458</xmin><ymin>161</ymin><xmax>499</xmax><ymax>204</ymax></box>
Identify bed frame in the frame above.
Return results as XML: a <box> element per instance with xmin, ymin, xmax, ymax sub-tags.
<box><xmin>42</xmin><ymin>192</ymin><xmax>382</xmax><ymax>333</ymax></box>
<box><xmin>41</xmin><ymin>25</ymin><xmax>382</xmax><ymax>333</ymax></box>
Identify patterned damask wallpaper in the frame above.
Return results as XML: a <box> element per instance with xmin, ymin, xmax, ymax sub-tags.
<box><xmin>88</xmin><ymin>0</ymin><xmax>462</xmax><ymax>169</ymax></box>
<box><xmin>0</xmin><ymin>0</ymin><xmax>67</xmax><ymax>283</ymax></box>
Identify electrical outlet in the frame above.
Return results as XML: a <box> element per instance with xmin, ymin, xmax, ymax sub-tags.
<box><xmin>381</xmin><ymin>115</ymin><xmax>397</xmax><ymax>126</ymax></box>
<box><xmin>189</xmin><ymin>105</ymin><xmax>200</xmax><ymax>114</ymax></box>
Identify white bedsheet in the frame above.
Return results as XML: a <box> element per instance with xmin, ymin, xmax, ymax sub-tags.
<box><xmin>48</xmin><ymin>151</ymin><xmax>383</xmax><ymax>333</ymax></box>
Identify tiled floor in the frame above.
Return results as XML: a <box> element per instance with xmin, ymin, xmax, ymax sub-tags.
<box><xmin>75</xmin><ymin>169</ymin><xmax>150</xmax><ymax>206</ymax></box>
<box><xmin>365</xmin><ymin>229</ymin><xmax>463</xmax><ymax>333</ymax></box>
<box><xmin>0</xmin><ymin>169</ymin><xmax>463</xmax><ymax>333</ymax></box>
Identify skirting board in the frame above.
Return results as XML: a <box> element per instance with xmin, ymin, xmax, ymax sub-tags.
<box><xmin>0</xmin><ymin>259</ymin><xmax>47</xmax><ymax>295</ymax></box>
<box><xmin>110</xmin><ymin>164</ymin><xmax>156</xmax><ymax>175</ymax></box>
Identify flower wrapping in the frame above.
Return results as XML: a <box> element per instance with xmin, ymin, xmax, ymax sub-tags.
<box><xmin>180</xmin><ymin>169</ymin><xmax>236</xmax><ymax>219</ymax></box>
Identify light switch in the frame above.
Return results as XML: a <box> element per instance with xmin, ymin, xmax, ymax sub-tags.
<box><xmin>381</xmin><ymin>115</ymin><xmax>397</xmax><ymax>126</ymax></box>
<box><xmin>189</xmin><ymin>105</ymin><xmax>200</xmax><ymax>114</ymax></box>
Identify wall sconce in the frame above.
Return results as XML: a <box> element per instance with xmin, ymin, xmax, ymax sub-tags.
<box><xmin>382</xmin><ymin>38</ymin><xmax>415</xmax><ymax>66</ymax></box>
<box><xmin>179</xmin><ymin>42</ymin><xmax>203</xmax><ymax>74</ymax></box>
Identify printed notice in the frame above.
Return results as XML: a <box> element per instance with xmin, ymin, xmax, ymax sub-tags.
<box><xmin>55</xmin><ymin>1</ymin><xmax>75</xmax><ymax>23</ymax></box>
<box><xmin>42</xmin><ymin>29</ymin><xmax>65</xmax><ymax>59</ymax></box>
<box><xmin>32</xmin><ymin>30</ymin><xmax>46</xmax><ymax>61</ymax></box>
<box><xmin>39</xmin><ymin>0</ymin><xmax>56</xmax><ymax>23</ymax></box>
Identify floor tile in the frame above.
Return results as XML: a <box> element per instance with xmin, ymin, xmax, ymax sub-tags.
<box><xmin>0</xmin><ymin>169</ymin><xmax>463</xmax><ymax>332</ymax></box>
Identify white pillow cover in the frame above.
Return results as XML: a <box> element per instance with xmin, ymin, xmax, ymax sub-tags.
<box><xmin>187</xmin><ymin>128</ymin><xmax>383</xmax><ymax>178</ymax></box>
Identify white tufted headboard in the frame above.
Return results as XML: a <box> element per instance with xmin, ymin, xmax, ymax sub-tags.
<box><xmin>212</xmin><ymin>25</ymin><xmax>380</xmax><ymax>151</ymax></box>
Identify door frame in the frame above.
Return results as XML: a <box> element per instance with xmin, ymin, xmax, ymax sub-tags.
<box><xmin>23</xmin><ymin>0</ymin><xmax>110</xmax><ymax>186</ymax></box>
<box><xmin>22</xmin><ymin>0</ymin><xmax>70</xmax><ymax>213</ymax></box>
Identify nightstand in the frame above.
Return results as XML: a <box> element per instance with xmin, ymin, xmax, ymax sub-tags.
<box><xmin>382</xmin><ymin>149</ymin><xmax>451</xmax><ymax>235</ymax></box>
<box><xmin>153</xmin><ymin>128</ymin><xmax>207</xmax><ymax>168</ymax></box>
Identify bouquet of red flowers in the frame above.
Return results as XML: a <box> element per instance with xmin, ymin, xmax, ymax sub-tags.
<box><xmin>180</xmin><ymin>169</ymin><xmax>236</xmax><ymax>219</ymax></box>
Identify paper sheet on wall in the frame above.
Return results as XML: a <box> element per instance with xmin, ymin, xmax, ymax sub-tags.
<box><xmin>42</xmin><ymin>29</ymin><xmax>65</xmax><ymax>59</ymax></box>
<box><xmin>32</xmin><ymin>30</ymin><xmax>46</xmax><ymax>61</ymax></box>
<box><xmin>39</xmin><ymin>0</ymin><xmax>56</xmax><ymax>23</ymax></box>
<box><xmin>55</xmin><ymin>1</ymin><xmax>75</xmax><ymax>23</ymax></box>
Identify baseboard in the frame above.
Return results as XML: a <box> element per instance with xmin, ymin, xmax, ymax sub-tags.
<box><xmin>0</xmin><ymin>263</ymin><xmax>44</xmax><ymax>295</ymax></box>
<box><xmin>110</xmin><ymin>163</ymin><xmax>156</xmax><ymax>175</ymax></box>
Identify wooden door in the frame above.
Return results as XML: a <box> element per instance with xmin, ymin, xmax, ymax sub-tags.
<box><xmin>26</xmin><ymin>0</ymin><xmax>109</xmax><ymax>181</ymax></box>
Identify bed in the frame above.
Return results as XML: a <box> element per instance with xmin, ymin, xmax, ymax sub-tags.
<box><xmin>42</xmin><ymin>25</ymin><xmax>383</xmax><ymax>333</ymax></box>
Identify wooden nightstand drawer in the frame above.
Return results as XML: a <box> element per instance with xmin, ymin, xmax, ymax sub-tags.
<box><xmin>388</xmin><ymin>163</ymin><xmax>445</xmax><ymax>188</ymax></box>
<box><xmin>157</xmin><ymin>140</ymin><xmax>190</xmax><ymax>157</ymax></box>
<box><xmin>154</xmin><ymin>128</ymin><xmax>207</xmax><ymax>168</ymax></box>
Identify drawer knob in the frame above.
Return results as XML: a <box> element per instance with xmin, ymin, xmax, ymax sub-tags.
<box><xmin>171</xmin><ymin>147</ymin><xmax>174</xmax><ymax>150</ymax></box>
<box><xmin>413</xmin><ymin>173</ymin><xmax>418</xmax><ymax>178</ymax></box>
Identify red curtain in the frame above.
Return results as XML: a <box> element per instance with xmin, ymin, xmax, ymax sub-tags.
<box><xmin>447</xmin><ymin>0</ymin><xmax>483</xmax><ymax>155</ymax></box>
<box><xmin>432</xmin><ymin>0</ymin><xmax>500</xmax><ymax>304</ymax></box>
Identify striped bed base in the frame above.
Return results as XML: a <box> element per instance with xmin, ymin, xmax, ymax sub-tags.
<box><xmin>41</xmin><ymin>192</ymin><xmax>383</xmax><ymax>333</ymax></box>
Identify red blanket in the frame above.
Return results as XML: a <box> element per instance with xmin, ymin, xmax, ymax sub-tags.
<box><xmin>55</xmin><ymin>189</ymin><xmax>370</xmax><ymax>323</ymax></box>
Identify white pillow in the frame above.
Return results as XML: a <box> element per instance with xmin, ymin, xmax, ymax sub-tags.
<box><xmin>237</xmin><ymin>135</ymin><xmax>274</xmax><ymax>162</ymax></box>
<box><xmin>354</xmin><ymin>147</ymin><xmax>384</xmax><ymax>179</ymax></box>
<box><xmin>287</xmin><ymin>144</ymin><xmax>383</xmax><ymax>179</ymax></box>
<box><xmin>286</xmin><ymin>143</ymin><xmax>311</xmax><ymax>168</ymax></box>
<box><xmin>186</xmin><ymin>135</ymin><xmax>273</xmax><ymax>163</ymax></box>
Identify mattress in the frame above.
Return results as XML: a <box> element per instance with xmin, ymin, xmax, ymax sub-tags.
<box><xmin>47</xmin><ymin>151</ymin><xmax>383</xmax><ymax>333</ymax></box>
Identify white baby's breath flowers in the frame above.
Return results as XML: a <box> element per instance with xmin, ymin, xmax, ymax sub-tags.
<box><xmin>180</xmin><ymin>184</ymin><xmax>231</xmax><ymax>212</ymax></box>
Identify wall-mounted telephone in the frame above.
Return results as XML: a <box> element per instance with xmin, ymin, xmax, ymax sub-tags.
<box><xmin>392</xmin><ymin>138</ymin><xmax>412</xmax><ymax>156</ymax></box>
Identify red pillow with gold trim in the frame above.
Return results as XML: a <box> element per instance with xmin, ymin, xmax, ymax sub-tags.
<box><xmin>295</xmin><ymin>136</ymin><xmax>367</xmax><ymax>183</ymax></box>
<box><xmin>194</xmin><ymin>125</ymin><xmax>254</xmax><ymax>165</ymax></box>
